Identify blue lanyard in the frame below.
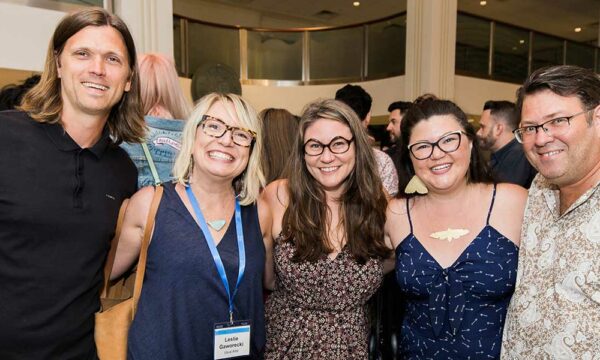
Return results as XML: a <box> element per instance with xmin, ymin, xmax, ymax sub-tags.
<box><xmin>186</xmin><ymin>186</ymin><xmax>246</xmax><ymax>323</ymax></box>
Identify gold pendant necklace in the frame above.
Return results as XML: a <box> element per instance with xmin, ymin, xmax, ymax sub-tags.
<box><xmin>430</xmin><ymin>228</ymin><xmax>470</xmax><ymax>242</ymax></box>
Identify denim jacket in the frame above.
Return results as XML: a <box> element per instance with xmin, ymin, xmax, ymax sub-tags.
<box><xmin>121</xmin><ymin>116</ymin><xmax>185</xmax><ymax>188</ymax></box>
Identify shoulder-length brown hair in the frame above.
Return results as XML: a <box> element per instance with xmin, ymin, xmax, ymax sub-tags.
<box><xmin>282</xmin><ymin>99</ymin><xmax>389</xmax><ymax>263</ymax></box>
<box><xmin>259</xmin><ymin>108</ymin><xmax>298</xmax><ymax>183</ymax></box>
<box><xmin>19</xmin><ymin>8</ymin><xmax>145</xmax><ymax>144</ymax></box>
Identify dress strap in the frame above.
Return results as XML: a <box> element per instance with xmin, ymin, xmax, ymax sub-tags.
<box><xmin>485</xmin><ymin>183</ymin><xmax>497</xmax><ymax>226</ymax></box>
<box><xmin>405</xmin><ymin>198</ymin><xmax>414</xmax><ymax>233</ymax></box>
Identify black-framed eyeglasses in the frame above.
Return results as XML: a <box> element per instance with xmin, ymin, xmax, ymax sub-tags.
<box><xmin>198</xmin><ymin>115</ymin><xmax>256</xmax><ymax>147</ymax></box>
<box><xmin>408</xmin><ymin>130</ymin><xmax>466</xmax><ymax>160</ymax></box>
<box><xmin>304</xmin><ymin>136</ymin><xmax>354</xmax><ymax>156</ymax></box>
<box><xmin>513</xmin><ymin>109</ymin><xmax>592</xmax><ymax>144</ymax></box>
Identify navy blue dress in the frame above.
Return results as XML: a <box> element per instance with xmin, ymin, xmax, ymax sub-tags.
<box><xmin>128</xmin><ymin>182</ymin><xmax>266</xmax><ymax>359</ymax></box>
<box><xmin>395</xmin><ymin>185</ymin><xmax>518</xmax><ymax>359</ymax></box>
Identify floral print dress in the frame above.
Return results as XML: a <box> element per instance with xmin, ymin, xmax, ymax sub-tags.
<box><xmin>265</xmin><ymin>240</ymin><xmax>383</xmax><ymax>359</ymax></box>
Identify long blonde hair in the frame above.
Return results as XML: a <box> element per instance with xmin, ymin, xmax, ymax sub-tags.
<box><xmin>173</xmin><ymin>93</ymin><xmax>265</xmax><ymax>205</ymax></box>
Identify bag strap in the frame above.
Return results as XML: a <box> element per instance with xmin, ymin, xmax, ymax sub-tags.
<box><xmin>101</xmin><ymin>199</ymin><xmax>130</xmax><ymax>298</ymax></box>
<box><xmin>131</xmin><ymin>185</ymin><xmax>164</xmax><ymax>316</ymax></box>
<box><xmin>141</xmin><ymin>142</ymin><xmax>162</xmax><ymax>185</ymax></box>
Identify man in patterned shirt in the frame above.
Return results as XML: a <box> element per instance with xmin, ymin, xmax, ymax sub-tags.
<box><xmin>501</xmin><ymin>65</ymin><xmax>600</xmax><ymax>358</ymax></box>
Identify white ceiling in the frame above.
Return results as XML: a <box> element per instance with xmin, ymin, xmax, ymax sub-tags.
<box><xmin>176</xmin><ymin>0</ymin><xmax>600</xmax><ymax>44</ymax></box>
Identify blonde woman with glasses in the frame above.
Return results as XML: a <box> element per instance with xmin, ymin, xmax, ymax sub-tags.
<box><xmin>111</xmin><ymin>93</ymin><xmax>273</xmax><ymax>360</ymax></box>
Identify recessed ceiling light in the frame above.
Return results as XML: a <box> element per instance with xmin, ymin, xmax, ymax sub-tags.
<box><xmin>574</xmin><ymin>27</ymin><xmax>582</xmax><ymax>32</ymax></box>
<box><xmin>353</xmin><ymin>1</ymin><xmax>360</xmax><ymax>6</ymax></box>
<box><xmin>480</xmin><ymin>0</ymin><xmax>487</xmax><ymax>6</ymax></box>
<box><xmin>519</xmin><ymin>39</ymin><xmax>525</xmax><ymax>44</ymax></box>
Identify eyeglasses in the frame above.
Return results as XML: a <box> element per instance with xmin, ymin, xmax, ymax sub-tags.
<box><xmin>198</xmin><ymin>115</ymin><xmax>256</xmax><ymax>147</ymax></box>
<box><xmin>513</xmin><ymin>109</ymin><xmax>591</xmax><ymax>144</ymax></box>
<box><xmin>408</xmin><ymin>130</ymin><xmax>466</xmax><ymax>160</ymax></box>
<box><xmin>304</xmin><ymin>136</ymin><xmax>354</xmax><ymax>156</ymax></box>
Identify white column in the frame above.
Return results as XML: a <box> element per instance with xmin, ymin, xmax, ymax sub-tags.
<box><xmin>405</xmin><ymin>0</ymin><xmax>457</xmax><ymax>101</ymax></box>
<box><xmin>112</xmin><ymin>0</ymin><xmax>174</xmax><ymax>57</ymax></box>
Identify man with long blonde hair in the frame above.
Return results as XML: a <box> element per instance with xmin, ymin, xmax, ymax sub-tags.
<box><xmin>0</xmin><ymin>8</ymin><xmax>144</xmax><ymax>359</ymax></box>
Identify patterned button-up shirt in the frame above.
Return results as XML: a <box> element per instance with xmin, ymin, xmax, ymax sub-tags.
<box><xmin>501</xmin><ymin>175</ymin><xmax>600</xmax><ymax>359</ymax></box>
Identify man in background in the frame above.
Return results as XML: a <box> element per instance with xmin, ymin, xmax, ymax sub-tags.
<box><xmin>335</xmin><ymin>84</ymin><xmax>399</xmax><ymax>196</ymax></box>
<box><xmin>385</xmin><ymin>100</ymin><xmax>412</xmax><ymax>158</ymax></box>
<box><xmin>476</xmin><ymin>100</ymin><xmax>536</xmax><ymax>188</ymax></box>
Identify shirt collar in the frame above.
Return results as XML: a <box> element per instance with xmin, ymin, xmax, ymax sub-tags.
<box><xmin>537</xmin><ymin>176</ymin><xmax>600</xmax><ymax>218</ymax></box>
<box><xmin>42</xmin><ymin>121</ymin><xmax>112</xmax><ymax>159</ymax></box>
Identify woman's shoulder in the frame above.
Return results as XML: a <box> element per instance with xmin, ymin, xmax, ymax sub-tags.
<box><xmin>385</xmin><ymin>197</ymin><xmax>412</xmax><ymax>248</ymax></box>
<box><xmin>262</xmin><ymin>179</ymin><xmax>289</xmax><ymax>208</ymax></box>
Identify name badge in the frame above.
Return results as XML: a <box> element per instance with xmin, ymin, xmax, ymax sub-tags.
<box><xmin>214</xmin><ymin>321</ymin><xmax>251</xmax><ymax>359</ymax></box>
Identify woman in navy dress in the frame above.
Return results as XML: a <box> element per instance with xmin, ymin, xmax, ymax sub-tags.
<box><xmin>385</xmin><ymin>99</ymin><xmax>527</xmax><ymax>359</ymax></box>
<box><xmin>112</xmin><ymin>93</ymin><xmax>273</xmax><ymax>359</ymax></box>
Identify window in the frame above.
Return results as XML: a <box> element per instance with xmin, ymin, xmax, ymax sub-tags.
<box><xmin>456</xmin><ymin>14</ymin><xmax>490</xmax><ymax>76</ymax></box>
<box><xmin>247</xmin><ymin>31</ymin><xmax>302</xmax><ymax>80</ymax></box>
<box><xmin>368</xmin><ymin>15</ymin><xmax>406</xmax><ymax>78</ymax></box>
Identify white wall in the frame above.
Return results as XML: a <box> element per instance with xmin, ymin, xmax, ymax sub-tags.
<box><xmin>241</xmin><ymin>76</ymin><xmax>405</xmax><ymax>115</ymax></box>
<box><xmin>179</xmin><ymin>74</ymin><xmax>521</xmax><ymax>118</ymax></box>
<box><xmin>0</xmin><ymin>3</ymin><xmax>63</xmax><ymax>71</ymax></box>
<box><xmin>113</xmin><ymin>0</ymin><xmax>174</xmax><ymax>56</ymax></box>
<box><xmin>239</xmin><ymin>75</ymin><xmax>520</xmax><ymax>117</ymax></box>
<box><xmin>0</xmin><ymin>1</ymin><xmax>174</xmax><ymax>72</ymax></box>
<box><xmin>454</xmin><ymin>75</ymin><xmax>520</xmax><ymax>115</ymax></box>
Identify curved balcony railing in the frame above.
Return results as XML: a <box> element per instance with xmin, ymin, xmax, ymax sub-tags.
<box><xmin>173</xmin><ymin>13</ymin><xmax>407</xmax><ymax>85</ymax></box>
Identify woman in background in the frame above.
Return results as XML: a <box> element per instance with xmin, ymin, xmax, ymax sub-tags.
<box><xmin>262</xmin><ymin>99</ymin><xmax>391</xmax><ymax>359</ymax></box>
<box><xmin>259</xmin><ymin>108</ymin><xmax>299</xmax><ymax>183</ymax></box>
<box><xmin>121</xmin><ymin>53</ymin><xmax>191</xmax><ymax>187</ymax></box>
<box><xmin>113</xmin><ymin>93</ymin><xmax>272</xmax><ymax>359</ymax></box>
<box><xmin>386</xmin><ymin>99</ymin><xmax>526</xmax><ymax>359</ymax></box>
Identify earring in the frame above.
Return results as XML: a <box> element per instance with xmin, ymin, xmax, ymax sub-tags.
<box><xmin>404</xmin><ymin>175</ymin><xmax>428</xmax><ymax>194</ymax></box>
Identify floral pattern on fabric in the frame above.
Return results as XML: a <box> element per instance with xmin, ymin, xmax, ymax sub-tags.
<box><xmin>265</xmin><ymin>240</ymin><xmax>383</xmax><ymax>359</ymax></box>
<box><xmin>373</xmin><ymin>148</ymin><xmax>399</xmax><ymax>196</ymax></box>
<box><xmin>501</xmin><ymin>176</ymin><xmax>600</xmax><ymax>359</ymax></box>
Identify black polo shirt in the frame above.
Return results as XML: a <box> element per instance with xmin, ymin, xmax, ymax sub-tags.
<box><xmin>490</xmin><ymin>138</ymin><xmax>537</xmax><ymax>188</ymax></box>
<box><xmin>0</xmin><ymin>110</ymin><xmax>137</xmax><ymax>359</ymax></box>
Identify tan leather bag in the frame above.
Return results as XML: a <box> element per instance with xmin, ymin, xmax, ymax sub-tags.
<box><xmin>94</xmin><ymin>186</ymin><xmax>163</xmax><ymax>360</ymax></box>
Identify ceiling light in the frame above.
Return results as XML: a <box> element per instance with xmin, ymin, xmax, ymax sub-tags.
<box><xmin>574</xmin><ymin>27</ymin><xmax>582</xmax><ymax>32</ymax></box>
<box><xmin>519</xmin><ymin>39</ymin><xmax>525</xmax><ymax>44</ymax></box>
<box><xmin>353</xmin><ymin>1</ymin><xmax>360</xmax><ymax>6</ymax></box>
<box><xmin>480</xmin><ymin>0</ymin><xmax>487</xmax><ymax>6</ymax></box>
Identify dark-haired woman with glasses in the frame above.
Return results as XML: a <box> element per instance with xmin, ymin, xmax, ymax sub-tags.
<box><xmin>385</xmin><ymin>99</ymin><xmax>527</xmax><ymax>359</ymax></box>
<box><xmin>111</xmin><ymin>93</ymin><xmax>273</xmax><ymax>359</ymax></box>
<box><xmin>262</xmin><ymin>99</ymin><xmax>392</xmax><ymax>359</ymax></box>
